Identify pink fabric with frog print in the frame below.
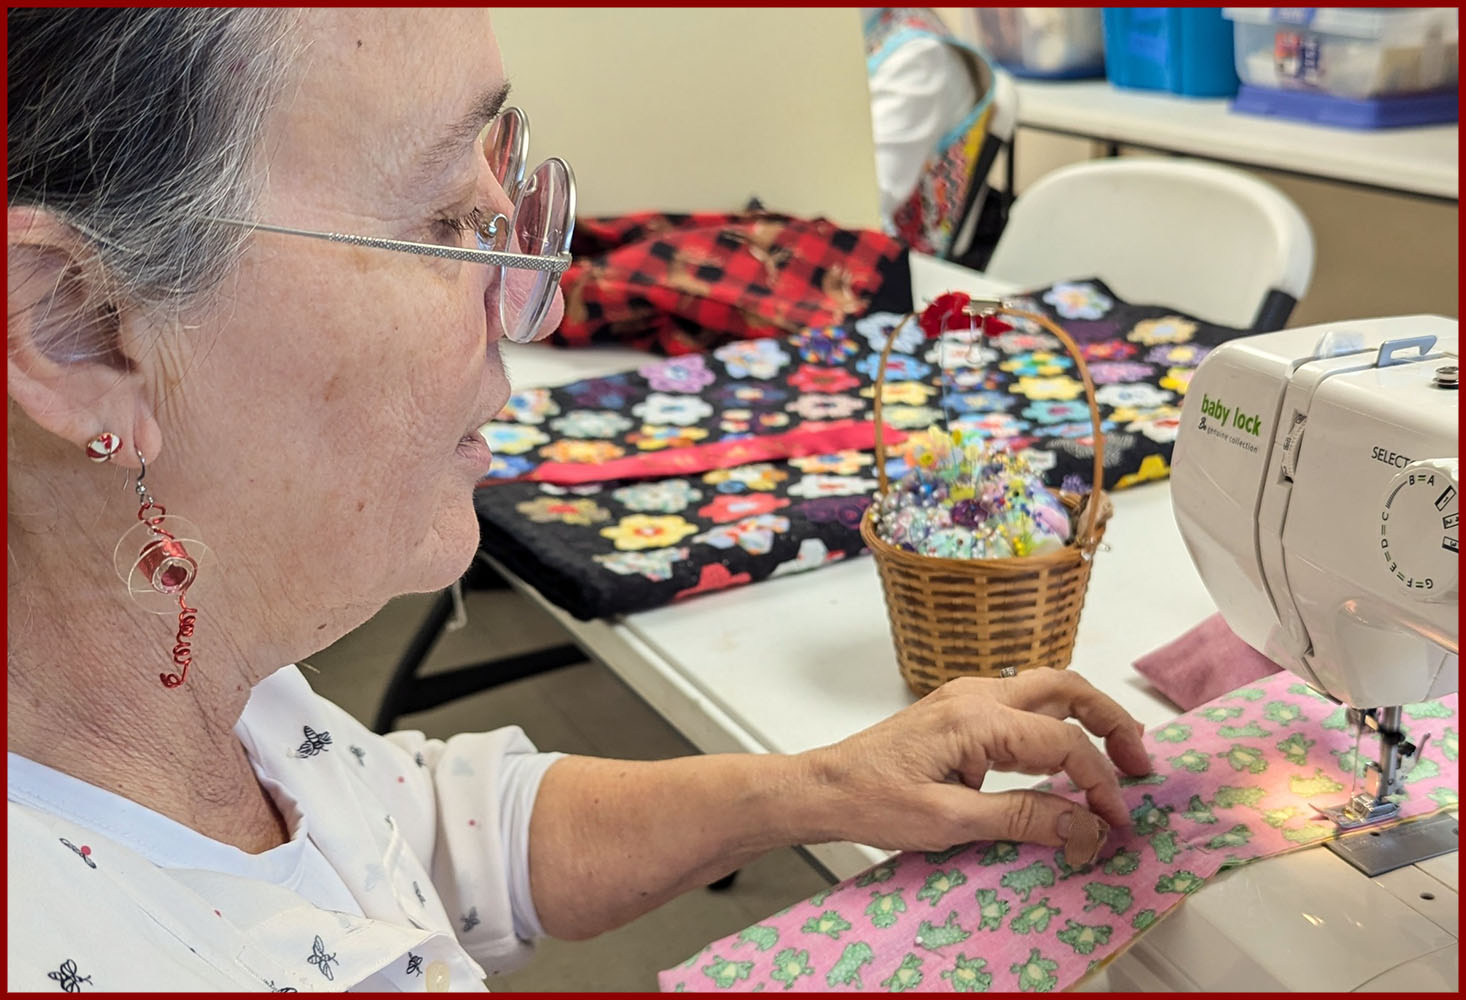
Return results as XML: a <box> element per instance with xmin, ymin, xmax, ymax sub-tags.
<box><xmin>659</xmin><ymin>673</ymin><xmax>1459</xmax><ymax>993</ymax></box>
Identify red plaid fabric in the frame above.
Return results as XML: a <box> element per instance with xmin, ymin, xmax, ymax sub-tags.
<box><xmin>550</xmin><ymin>211</ymin><xmax>903</xmax><ymax>356</ymax></box>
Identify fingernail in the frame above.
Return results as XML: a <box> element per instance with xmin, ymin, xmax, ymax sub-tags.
<box><xmin>1062</xmin><ymin>810</ymin><xmax>1109</xmax><ymax>869</ymax></box>
<box><xmin>1136</xmin><ymin>721</ymin><xmax>1145</xmax><ymax>736</ymax></box>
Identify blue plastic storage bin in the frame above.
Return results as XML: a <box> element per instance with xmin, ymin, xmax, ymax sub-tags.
<box><xmin>1102</xmin><ymin>8</ymin><xmax>1239</xmax><ymax>97</ymax></box>
<box><xmin>1232</xmin><ymin>85</ymin><xmax>1458</xmax><ymax>130</ymax></box>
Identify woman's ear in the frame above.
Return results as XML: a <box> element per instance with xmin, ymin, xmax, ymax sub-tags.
<box><xmin>8</xmin><ymin>205</ymin><xmax>160</xmax><ymax>469</ymax></box>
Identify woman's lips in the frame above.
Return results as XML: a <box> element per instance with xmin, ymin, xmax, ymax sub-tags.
<box><xmin>455</xmin><ymin>430</ymin><xmax>494</xmax><ymax>476</ymax></box>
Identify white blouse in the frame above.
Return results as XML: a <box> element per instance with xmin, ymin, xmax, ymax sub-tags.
<box><xmin>6</xmin><ymin>665</ymin><xmax>563</xmax><ymax>992</ymax></box>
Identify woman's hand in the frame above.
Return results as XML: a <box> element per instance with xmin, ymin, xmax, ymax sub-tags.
<box><xmin>794</xmin><ymin>668</ymin><xmax>1153</xmax><ymax>866</ymax></box>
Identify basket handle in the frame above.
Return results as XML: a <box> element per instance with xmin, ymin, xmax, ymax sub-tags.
<box><xmin>871</xmin><ymin>301</ymin><xmax>1107</xmax><ymax>549</ymax></box>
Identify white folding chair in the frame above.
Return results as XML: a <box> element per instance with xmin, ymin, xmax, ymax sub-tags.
<box><xmin>983</xmin><ymin>157</ymin><xmax>1315</xmax><ymax>330</ymax></box>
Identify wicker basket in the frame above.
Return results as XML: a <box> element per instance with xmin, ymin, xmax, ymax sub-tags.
<box><xmin>861</xmin><ymin>301</ymin><xmax>1113</xmax><ymax>696</ymax></box>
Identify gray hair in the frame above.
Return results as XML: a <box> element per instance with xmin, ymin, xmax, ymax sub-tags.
<box><xmin>7</xmin><ymin>8</ymin><xmax>299</xmax><ymax>312</ymax></box>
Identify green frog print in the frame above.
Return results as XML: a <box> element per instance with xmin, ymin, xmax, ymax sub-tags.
<box><xmin>865</xmin><ymin>889</ymin><xmax>907</xmax><ymax>929</ymax></box>
<box><xmin>1275</xmin><ymin>732</ymin><xmax>1314</xmax><ymax>766</ymax></box>
<box><xmin>1405</xmin><ymin>756</ymin><xmax>1440</xmax><ymax>784</ymax></box>
<box><xmin>1205</xmin><ymin>823</ymin><xmax>1253</xmax><ymax>850</ymax></box>
<box><xmin>1181</xmin><ymin>795</ymin><xmax>1218</xmax><ymax>824</ymax></box>
<box><xmin>880</xmin><ymin>953</ymin><xmax>925</xmax><ymax>992</ymax></box>
<box><xmin>1169</xmin><ymin>749</ymin><xmax>1211</xmax><ymax>773</ymax></box>
<box><xmin>1055</xmin><ymin>919</ymin><xmax>1113</xmax><ymax>956</ymax></box>
<box><xmin>1332</xmin><ymin>746</ymin><xmax>1370</xmax><ymax>779</ymax></box>
<box><xmin>1428</xmin><ymin>786</ymin><xmax>1458</xmax><ymax>809</ymax></box>
<box><xmin>1218</xmin><ymin>722</ymin><xmax>1272</xmax><ymax>739</ymax></box>
<box><xmin>737</xmin><ymin>926</ymin><xmax>779</xmax><ymax>952</ymax></box>
<box><xmin>977</xmin><ymin>842</ymin><xmax>1020</xmax><ymax>867</ymax></box>
<box><xmin>915</xmin><ymin>911</ymin><xmax>971</xmax><ymax>951</ymax></box>
<box><xmin>1260</xmin><ymin>806</ymin><xmax>1302</xmax><ymax>829</ymax></box>
<box><xmin>1404</xmin><ymin>701</ymin><xmax>1453</xmax><ymax>720</ymax></box>
<box><xmin>1282</xmin><ymin>821</ymin><xmax>1335</xmax><ymax>844</ymax></box>
<box><xmin>1155</xmin><ymin>870</ymin><xmax>1206</xmax><ymax>895</ymax></box>
<box><xmin>1225</xmin><ymin>687</ymin><xmax>1266</xmax><ymax>701</ymax></box>
<box><xmin>1130</xmin><ymin>794</ymin><xmax>1173</xmax><ymax>835</ymax></box>
<box><xmin>1212</xmin><ymin>785</ymin><xmax>1266</xmax><ymax>808</ymax></box>
<box><xmin>1289</xmin><ymin>768</ymin><xmax>1343</xmax><ymax>797</ymax></box>
<box><xmin>1010</xmin><ymin>948</ymin><xmax>1060</xmax><ymax>992</ymax></box>
<box><xmin>825</xmin><ymin>942</ymin><xmax>874</xmax><ymax>989</ymax></box>
<box><xmin>1131</xmin><ymin>909</ymin><xmax>1158</xmax><ymax>931</ymax></box>
<box><xmin>1199</xmin><ymin>706</ymin><xmax>1244</xmax><ymax>723</ymax></box>
<box><xmin>941</xmin><ymin>954</ymin><xmax>993</xmax><ymax>992</ymax></box>
<box><xmin>1262</xmin><ymin>700</ymin><xmax>1306</xmax><ymax>726</ymax></box>
<box><xmin>1000</xmin><ymin>861</ymin><xmax>1056</xmax><ymax>902</ymax></box>
<box><xmin>1009</xmin><ymin>897</ymin><xmax>1061</xmax><ymax>935</ymax></box>
<box><xmin>1441</xmin><ymin>726</ymin><xmax>1458</xmax><ymax>762</ymax></box>
<box><xmin>1286</xmin><ymin>682</ymin><xmax>1329</xmax><ymax>701</ymax></box>
<box><xmin>1101</xmin><ymin>848</ymin><xmax>1141</xmax><ymax>876</ymax></box>
<box><xmin>1149</xmin><ymin>830</ymin><xmax>1181</xmax><ymax>864</ymax></box>
<box><xmin>1152</xmin><ymin>722</ymin><xmax>1191</xmax><ymax>744</ymax></box>
<box><xmin>1082</xmin><ymin>882</ymin><xmax>1133</xmax><ymax>916</ymax></box>
<box><xmin>801</xmin><ymin>910</ymin><xmax>851</xmax><ymax>941</ymax></box>
<box><xmin>769</xmin><ymin>948</ymin><xmax>813</xmax><ymax>990</ymax></box>
<box><xmin>702</xmin><ymin>956</ymin><xmax>754</xmax><ymax>989</ymax></box>
<box><xmin>1321</xmin><ymin>705</ymin><xmax>1350</xmax><ymax>731</ymax></box>
<box><xmin>974</xmin><ymin>889</ymin><xmax>1010</xmax><ymax>931</ymax></box>
<box><xmin>855</xmin><ymin>861</ymin><xmax>897</xmax><ymax>887</ymax></box>
<box><xmin>917</xmin><ymin>868</ymin><xmax>968</xmax><ymax>906</ymax></box>
<box><xmin>1217</xmin><ymin>744</ymin><xmax>1268</xmax><ymax>773</ymax></box>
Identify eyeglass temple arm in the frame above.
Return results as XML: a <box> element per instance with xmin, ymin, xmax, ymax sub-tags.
<box><xmin>207</xmin><ymin>217</ymin><xmax>572</xmax><ymax>275</ymax></box>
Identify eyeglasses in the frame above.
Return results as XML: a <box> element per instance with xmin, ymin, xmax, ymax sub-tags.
<box><xmin>211</xmin><ymin>107</ymin><xmax>574</xmax><ymax>344</ymax></box>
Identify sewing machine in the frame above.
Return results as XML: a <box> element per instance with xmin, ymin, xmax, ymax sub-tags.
<box><xmin>1094</xmin><ymin>316</ymin><xmax>1459</xmax><ymax>992</ymax></box>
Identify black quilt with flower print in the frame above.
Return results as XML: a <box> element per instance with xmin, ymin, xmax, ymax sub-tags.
<box><xmin>474</xmin><ymin>280</ymin><xmax>1245</xmax><ymax>620</ymax></box>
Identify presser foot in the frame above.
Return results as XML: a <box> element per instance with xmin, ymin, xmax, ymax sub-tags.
<box><xmin>1312</xmin><ymin>792</ymin><xmax>1400</xmax><ymax>830</ymax></box>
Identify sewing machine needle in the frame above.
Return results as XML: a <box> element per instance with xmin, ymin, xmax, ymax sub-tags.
<box><xmin>1348</xmin><ymin>722</ymin><xmax>1364</xmax><ymax>801</ymax></box>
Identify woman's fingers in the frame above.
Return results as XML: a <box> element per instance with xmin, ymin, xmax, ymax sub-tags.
<box><xmin>978</xmin><ymin>707</ymin><xmax>1131</xmax><ymax>828</ymax></box>
<box><xmin>988</xmin><ymin>669</ymin><xmax>1152</xmax><ymax>777</ymax></box>
<box><xmin>929</xmin><ymin>785</ymin><xmax>1112</xmax><ymax>868</ymax></box>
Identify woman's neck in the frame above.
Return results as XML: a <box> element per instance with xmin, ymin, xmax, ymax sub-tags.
<box><xmin>8</xmin><ymin>491</ymin><xmax>291</xmax><ymax>854</ymax></box>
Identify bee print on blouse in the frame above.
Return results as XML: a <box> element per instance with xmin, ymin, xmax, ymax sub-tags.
<box><xmin>306</xmin><ymin>935</ymin><xmax>338</xmax><ymax>981</ymax></box>
<box><xmin>292</xmin><ymin>725</ymin><xmax>332</xmax><ymax>759</ymax></box>
<box><xmin>48</xmin><ymin>959</ymin><xmax>92</xmax><ymax>992</ymax></box>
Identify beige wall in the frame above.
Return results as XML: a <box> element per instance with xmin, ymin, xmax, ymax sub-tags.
<box><xmin>933</xmin><ymin>7</ymin><xmax>1458</xmax><ymax>326</ymax></box>
<box><xmin>490</xmin><ymin>8</ymin><xmax>881</xmax><ymax>228</ymax></box>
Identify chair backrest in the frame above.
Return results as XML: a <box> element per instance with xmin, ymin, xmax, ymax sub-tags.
<box><xmin>490</xmin><ymin>8</ymin><xmax>881</xmax><ymax>229</ymax></box>
<box><xmin>983</xmin><ymin>158</ymin><xmax>1315</xmax><ymax>329</ymax></box>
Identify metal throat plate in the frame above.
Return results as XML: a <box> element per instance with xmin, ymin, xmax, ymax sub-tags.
<box><xmin>1324</xmin><ymin>812</ymin><xmax>1459</xmax><ymax>877</ymax></box>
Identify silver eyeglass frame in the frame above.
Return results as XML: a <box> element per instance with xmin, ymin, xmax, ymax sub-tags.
<box><xmin>209</xmin><ymin>215</ymin><xmax>573</xmax><ymax>275</ymax></box>
<box><xmin>207</xmin><ymin>105</ymin><xmax>574</xmax><ymax>277</ymax></box>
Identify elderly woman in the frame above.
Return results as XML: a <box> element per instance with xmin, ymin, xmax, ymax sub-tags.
<box><xmin>7</xmin><ymin>9</ymin><xmax>1150</xmax><ymax>992</ymax></box>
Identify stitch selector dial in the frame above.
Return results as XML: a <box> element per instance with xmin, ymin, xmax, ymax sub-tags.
<box><xmin>1379</xmin><ymin>458</ymin><xmax>1459</xmax><ymax>599</ymax></box>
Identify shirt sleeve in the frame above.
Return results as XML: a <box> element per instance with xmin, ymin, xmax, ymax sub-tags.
<box><xmin>868</xmin><ymin>36</ymin><xmax>980</xmax><ymax>227</ymax></box>
<box><xmin>383</xmin><ymin>727</ymin><xmax>564</xmax><ymax>971</ymax></box>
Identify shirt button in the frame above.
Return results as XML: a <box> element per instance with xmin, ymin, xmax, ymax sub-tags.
<box><xmin>425</xmin><ymin>960</ymin><xmax>451</xmax><ymax>992</ymax></box>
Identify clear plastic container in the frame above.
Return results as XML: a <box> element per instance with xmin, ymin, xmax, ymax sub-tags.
<box><xmin>972</xmin><ymin>8</ymin><xmax>1106</xmax><ymax>79</ymax></box>
<box><xmin>1224</xmin><ymin>7</ymin><xmax>1459</xmax><ymax>99</ymax></box>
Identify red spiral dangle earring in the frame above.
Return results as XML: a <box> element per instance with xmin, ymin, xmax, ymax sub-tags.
<box><xmin>93</xmin><ymin>433</ymin><xmax>206</xmax><ymax>689</ymax></box>
<box><xmin>131</xmin><ymin>452</ymin><xmax>198</xmax><ymax>688</ymax></box>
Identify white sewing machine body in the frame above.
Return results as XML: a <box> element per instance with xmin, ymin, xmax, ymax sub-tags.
<box><xmin>1094</xmin><ymin>317</ymin><xmax>1459</xmax><ymax>991</ymax></box>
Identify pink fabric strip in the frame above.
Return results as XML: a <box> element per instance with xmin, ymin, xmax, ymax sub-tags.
<box><xmin>659</xmin><ymin>673</ymin><xmax>1459</xmax><ymax>993</ymax></box>
<box><xmin>487</xmin><ymin>420</ymin><xmax>907</xmax><ymax>486</ymax></box>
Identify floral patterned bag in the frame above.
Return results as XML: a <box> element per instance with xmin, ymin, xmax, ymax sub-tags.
<box><xmin>475</xmin><ymin>280</ymin><xmax>1242</xmax><ymax>620</ymax></box>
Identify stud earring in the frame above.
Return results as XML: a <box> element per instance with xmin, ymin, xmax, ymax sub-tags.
<box><xmin>84</xmin><ymin>432</ymin><xmax>122</xmax><ymax>463</ymax></box>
